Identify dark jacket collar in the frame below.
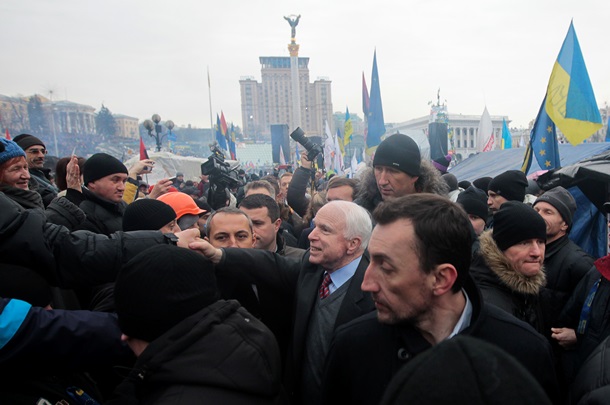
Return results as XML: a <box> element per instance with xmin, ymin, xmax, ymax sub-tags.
<box><xmin>82</xmin><ymin>187</ymin><xmax>126</xmax><ymax>214</ymax></box>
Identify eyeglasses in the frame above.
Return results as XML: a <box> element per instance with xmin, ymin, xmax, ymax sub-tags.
<box><xmin>27</xmin><ymin>148</ymin><xmax>47</xmax><ymax>155</ymax></box>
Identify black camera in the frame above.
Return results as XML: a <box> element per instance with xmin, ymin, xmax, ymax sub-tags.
<box><xmin>201</xmin><ymin>145</ymin><xmax>240</xmax><ymax>189</ymax></box>
<box><xmin>290</xmin><ymin>127</ymin><xmax>323</xmax><ymax>161</ymax></box>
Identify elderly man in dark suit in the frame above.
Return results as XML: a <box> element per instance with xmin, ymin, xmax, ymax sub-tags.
<box><xmin>191</xmin><ymin>200</ymin><xmax>374</xmax><ymax>404</ymax></box>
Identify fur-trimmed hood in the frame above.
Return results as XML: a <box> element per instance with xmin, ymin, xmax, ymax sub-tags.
<box><xmin>354</xmin><ymin>160</ymin><xmax>449</xmax><ymax>212</ymax></box>
<box><xmin>478</xmin><ymin>230</ymin><xmax>546</xmax><ymax>295</ymax></box>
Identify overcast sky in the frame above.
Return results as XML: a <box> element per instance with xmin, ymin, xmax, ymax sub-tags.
<box><xmin>2</xmin><ymin>0</ymin><xmax>608</xmax><ymax>131</ymax></box>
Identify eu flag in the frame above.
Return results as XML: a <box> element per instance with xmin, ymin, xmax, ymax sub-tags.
<box><xmin>215</xmin><ymin>114</ymin><xmax>228</xmax><ymax>150</ymax></box>
<box><xmin>366</xmin><ymin>50</ymin><xmax>385</xmax><ymax>153</ymax></box>
<box><xmin>522</xmin><ymin>96</ymin><xmax>560</xmax><ymax>174</ymax></box>
<box><xmin>546</xmin><ymin>21</ymin><xmax>602</xmax><ymax>145</ymax></box>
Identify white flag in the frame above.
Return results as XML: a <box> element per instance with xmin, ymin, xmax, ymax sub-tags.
<box><xmin>324</xmin><ymin>120</ymin><xmax>335</xmax><ymax>172</ymax></box>
<box><xmin>477</xmin><ymin>106</ymin><xmax>494</xmax><ymax>152</ymax></box>
<box><xmin>334</xmin><ymin>132</ymin><xmax>344</xmax><ymax>174</ymax></box>
<box><xmin>350</xmin><ymin>152</ymin><xmax>358</xmax><ymax>178</ymax></box>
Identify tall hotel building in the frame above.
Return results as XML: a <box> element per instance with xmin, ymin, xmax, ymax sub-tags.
<box><xmin>240</xmin><ymin>56</ymin><xmax>333</xmax><ymax>140</ymax></box>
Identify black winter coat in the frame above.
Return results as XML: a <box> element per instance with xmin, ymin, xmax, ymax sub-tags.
<box><xmin>471</xmin><ymin>230</ymin><xmax>547</xmax><ymax>334</ymax></box>
<box><xmin>322</xmin><ymin>276</ymin><xmax>559</xmax><ymax>405</ymax></box>
<box><xmin>0</xmin><ymin>191</ymin><xmax>173</xmax><ymax>289</ymax></box>
<box><xmin>109</xmin><ymin>300</ymin><xmax>287</xmax><ymax>405</ymax></box>
<box><xmin>29</xmin><ymin>167</ymin><xmax>58</xmax><ymax>207</ymax></box>
<box><xmin>540</xmin><ymin>235</ymin><xmax>593</xmax><ymax>334</ymax></box>
<box><xmin>570</xmin><ymin>335</ymin><xmax>610</xmax><ymax>405</ymax></box>
<box><xmin>559</xmin><ymin>266</ymin><xmax>610</xmax><ymax>382</ymax></box>
<box><xmin>77</xmin><ymin>188</ymin><xmax>126</xmax><ymax>235</ymax></box>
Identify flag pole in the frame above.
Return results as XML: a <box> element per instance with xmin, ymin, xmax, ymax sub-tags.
<box><xmin>207</xmin><ymin>66</ymin><xmax>214</xmax><ymax>141</ymax></box>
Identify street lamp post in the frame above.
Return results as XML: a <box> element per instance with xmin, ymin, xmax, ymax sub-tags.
<box><xmin>142</xmin><ymin>114</ymin><xmax>175</xmax><ymax>152</ymax></box>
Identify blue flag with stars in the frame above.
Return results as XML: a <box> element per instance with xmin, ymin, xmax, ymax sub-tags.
<box><xmin>522</xmin><ymin>96</ymin><xmax>560</xmax><ymax>174</ymax></box>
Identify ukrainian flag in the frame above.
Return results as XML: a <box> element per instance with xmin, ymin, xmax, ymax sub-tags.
<box><xmin>546</xmin><ymin>21</ymin><xmax>602</xmax><ymax>145</ymax></box>
<box><xmin>344</xmin><ymin>107</ymin><xmax>353</xmax><ymax>149</ymax></box>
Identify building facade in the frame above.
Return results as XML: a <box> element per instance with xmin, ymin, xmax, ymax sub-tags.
<box><xmin>240</xmin><ymin>56</ymin><xmax>333</xmax><ymax>140</ymax></box>
<box><xmin>114</xmin><ymin>114</ymin><xmax>140</xmax><ymax>139</ymax></box>
<box><xmin>393</xmin><ymin>113</ymin><xmax>512</xmax><ymax>161</ymax></box>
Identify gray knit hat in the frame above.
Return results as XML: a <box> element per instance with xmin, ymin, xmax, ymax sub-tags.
<box><xmin>534</xmin><ymin>186</ymin><xmax>576</xmax><ymax>229</ymax></box>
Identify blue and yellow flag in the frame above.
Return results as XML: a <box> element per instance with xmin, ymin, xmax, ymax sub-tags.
<box><xmin>229</xmin><ymin>123</ymin><xmax>237</xmax><ymax>160</ymax></box>
<box><xmin>366</xmin><ymin>50</ymin><xmax>385</xmax><ymax>154</ymax></box>
<box><xmin>344</xmin><ymin>107</ymin><xmax>353</xmax><ymax>150</ymax></box>
<box><xmin>501</xmin><ymin>118</ymin><xmax>512</xmax><ymax>149</ymax></box>
<box><xmin>546</xmin><ymin>21</ymin><xmax>602</xmax><ymax>145</ymax></box>
<box><xmin>522</xmin><ymin>96</ymin><xmax>560</xmax><ymax>174</ymax></box>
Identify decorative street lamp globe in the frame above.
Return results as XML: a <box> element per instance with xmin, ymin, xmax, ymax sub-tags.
<box><xmin>142</xmin><ymin>114</ymin><xmax>173</xmax><ymax>152</ymax></box>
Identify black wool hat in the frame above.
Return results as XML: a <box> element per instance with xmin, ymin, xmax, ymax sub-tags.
<box><xmin>488</xmin><ymin>170</ymin><xmax>528</xmax><ymax>202</ymax></box>
<box><xmin>457</xmin><ymin>186</ymin><xmax>489</xmax><ymax>222</ymax></box>
<box><xmin>83</xmin><ymin>153</ymin><xmax>128</xmax><ymax>185</ymax></box>
<box><xmin>493</xmin><ymin>201</ymin><xmax>546</xmax><ymax>251</ymax></box>
<box><xmin>458</xmin><ymin>180</ymin><xmax>472</xmax><ymax>190</ymax></box>
<box><xmin>122</xmin><ymin>198</ymin><xmax>177</xmax><ymax>232</ymax></box>
<box><xmin>115</xmin><ymin>245</ymin><xmax>220</xmax><ymax>342</ymax></box>
<box><xmin>379</xmin><ymin>335</ymin><xmax>551</xmax><ymax>405</ymax></box>
<box><xmin>472</xmin><ymin>176</ymin><xmax>492</xmax><ymax>192</ymax></box>
<box><xmin>373</xmin><ymin>134</ymin><xmax>421</xmax><ymax>177</ymax></box>
<box><xmin>534</xmin><ymin>186</ymin><xmax>576</xmax><ymax>229</ymax></box>
<box><xmin>13</xmin><ymin>133</ymin><xmax>45</xmax><ymax>151</ymax></box>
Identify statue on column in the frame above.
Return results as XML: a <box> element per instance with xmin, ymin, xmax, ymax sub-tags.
<box><xmin>284</xmin><ymin>14</ymin><xmax>301</xmax><ymax>42</ymax></box>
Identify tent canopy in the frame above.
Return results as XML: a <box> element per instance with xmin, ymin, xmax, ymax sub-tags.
<box><xmin>449</xmin><ymin>143</ymin><xmax>610</xmax><ymax>182</ymax></box>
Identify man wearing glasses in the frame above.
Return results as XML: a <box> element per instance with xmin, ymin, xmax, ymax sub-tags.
<box><xmin>13</xmin><ymin>133</ymin><xmax>58</xmax><ymax>206</ymax></box>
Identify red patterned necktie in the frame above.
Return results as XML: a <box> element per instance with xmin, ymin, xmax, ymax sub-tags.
<box><xmin>319</xmin><ymin>272</ymin><xmax>332</xmax><ymax>299</ymax></box>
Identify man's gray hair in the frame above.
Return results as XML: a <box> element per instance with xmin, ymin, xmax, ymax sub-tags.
<box><xmin>326</xmin><ymin>200</ymin><xmax>372</xmax><ymax>250</ymax></box>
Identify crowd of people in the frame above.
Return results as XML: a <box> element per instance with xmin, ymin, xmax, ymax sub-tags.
<box><xmin>1</xmin><ymin>131</ymin><xmax>610</xmax><ymax>404</ymax></box>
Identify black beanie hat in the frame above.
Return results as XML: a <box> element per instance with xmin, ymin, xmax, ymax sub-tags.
<box><xmin>534</xmin><ymin>186</ymin><xmax>576</xmax><ymax>229</ymax></box>
<box><xmin>488</xmin><ymin>170</ymin><xmax>528</xmax><ymax>202</ymax></box>
<box><xmin>115</xmin><ymin>245</ymin><xmax>220</xmax><ymax>342</ymax></box>
<box><xmin>457</xmin><ymin>186</ymin><xmax>489</xmax><ymax>222</ymax></box>
<box><xmin>83</xmin><ymin>153</ymin><xmax>128</xmax><ymax>185</ymax></box>
<box><xmin>13</xmin><ymin>133</ymin><xmax>45</xmax><ymax>151</ymax></box>
<box><xmin>458</xmin><ymin>180</ymin><xmax>472</xmax><ymax>190</ymax></box>
<box><xmin>122</xmin><ymin>198</ymin><xmax>177</xmax><ymax>232</ymax></box>
<box><xmin>493</xmin><ymin>201</ymin><xmax>546</xmax><ymax>251</ymax></box>
<box><xmin>373</xmin><ymin>134</ymin><xmax>421</xmax><ymax>176</ymax></box>
<box><xmin>472</xmin><ymin>176</ymin><xmax>492</xmax><ymax>191</ymax></box>
<box><xmin>380</xmin><ymin>335</ymin><xmax>551</xmax><ymax>405</ymax></box>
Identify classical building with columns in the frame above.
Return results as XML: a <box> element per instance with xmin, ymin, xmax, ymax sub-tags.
<box><xmin>48</xmin><ymin>100</ymin><xmax>96</xmax><ymax>135</ymax></box>
<box><xmin>239</xmin><ymin>56</ymin><xmax>333</xmax><ymax>140</ymax></box>
<box><xmin>392</xmin><ymin>113</ymin><xmax>511</xmax><ymax>161</ymax></box>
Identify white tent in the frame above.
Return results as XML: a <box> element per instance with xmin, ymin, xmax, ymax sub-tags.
<box><xmin>124</xmin><ymin>151</ymin><xmax>237</xmax><ymax>185</ymax></box>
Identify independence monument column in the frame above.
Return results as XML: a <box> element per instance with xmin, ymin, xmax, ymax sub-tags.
<box><xmin>284</xmin><ymin>14</ymin><xmax>302</xmax><ymax>130</ymax></box>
